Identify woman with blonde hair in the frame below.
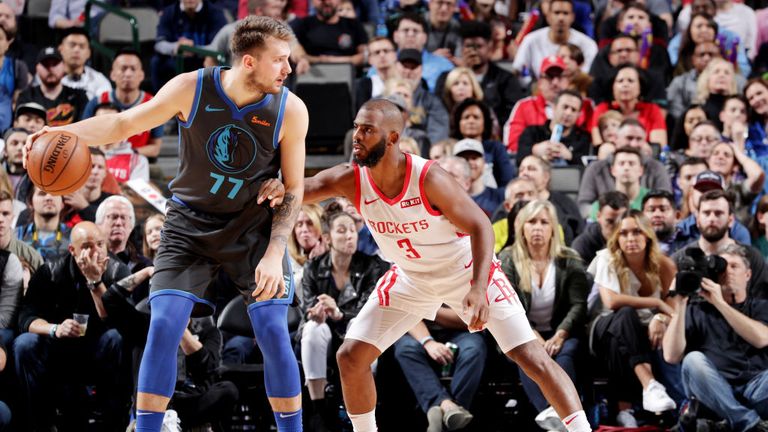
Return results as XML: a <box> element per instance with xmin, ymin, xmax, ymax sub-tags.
<box><xmin>289</xmin><ymin>204</ymin><xmax>326</xmax><ymax>286</ymax></box>
<box><xmin>587</xmin><ymin>210</ymin><xmax>679</xmax><ymax>426</ymax></box>
<box><xmin>441</xmin><ymin>67</ymin><xmax>484</xmax><ymax>116</ymax></box>
<box><xmin>142</xmin><ymin>213</ymin><xmax>166</xmax><ymax>261</ymax></box>
<box><xmin>696</xmin><ymin>58</ymin><xmax>739</xmax><ymax>121</ymax></box>
<box><xmin>499</xmin><ymin>200</ymin><xmax>588</xmax><ymax>430</ymax></box>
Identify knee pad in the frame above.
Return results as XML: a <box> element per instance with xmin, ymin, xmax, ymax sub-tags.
<box><xmin>137</xmin><ymin>293</ymin><xmax>194</xmax><ymax>397</ymax></box>
<box><xmin>248</xmin><ymin>303</ymin><xmax>301</xmax><ymax>398</ymax></box>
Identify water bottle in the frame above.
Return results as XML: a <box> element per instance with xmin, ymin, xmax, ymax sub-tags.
<box><xmin>441</xmin><ymin>342</ymin><xmax>459</xmax><ymax>377</ymax></box>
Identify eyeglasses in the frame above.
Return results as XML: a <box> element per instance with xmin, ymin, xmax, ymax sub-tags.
<box><xmin>398</xmin><ymin>28</ymin><xmax>423</xmax><ymax>35</ymax></box>
<box><xmin>610</xmin><ymin>47</ymin><xmax>638</xmax><ymax>55</ymax></box>
<box><xmin>463</xmin><ymin>43</ymin><xmax>485</xmax><ymax>50</ymax></box>
<box><xmin>694</xmin><ymin>50</ymin><xmax>719</xmax><ymax>58</ymax></box>
<box><xmin>689</xmin><ymin>136</ymin><xmax>720</xmax><ymax>144</ymax></box>
<box><xmin>370</xmin><ymin>48</ymin><xmax>394</xmax><ymax>56</ymax></box>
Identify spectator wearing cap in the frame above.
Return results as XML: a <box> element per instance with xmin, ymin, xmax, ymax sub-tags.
<box><xmin>355</xmin><ymin>37</ymin><xmax>398</xmax><ymax>110</ymax></box>
<box><xmin>13</xmin><ymin>102</ymin><xmax>46</xmax><ymax>133</ymax></box>
<box><xmin>391</xmin><ymin>50</ymin><xmax>449</xmax><ymax>145</ymax></box>
<box><xmin>450</xmin><ymin>98</ymin><xmax>514</xmax><ymax>187</ymax></box>
<box><xmin>289</xmin><ymin>0</ymin><xmax>368</xmax><ymax>65</ymax></box>
<box><xmin>435</xmin><ymin>20</ymin><xmax>524</xmax><ymax>127</ymax></box>
<box><xmin>641</xmin><ymin>189</ymin><xmax>688</xmax><ymax>255</ymax></box>
<box><xmin>152</xmin><ymin>0</ymin><xmax>227</xmax><ymax>91</ymax></box>
<box><xmin>58</xmin><ymin>28</ymin><xmax>112</xmax><ymax>100</ymax></box>
<box><xmin>577</xmin><ymin>118</ymin><xmax>672</xmax><ymax>217</ymax></box>
<box><xmin>82</xmin><ymin>49</ymin><xmax>163</xmax><ymax>159</ymax></box>
<box><xmin>516</xmin><ymin>89</ymin><xmax>591</xmax><ymax>167</ymax></box>
<box><xmin>0</xmin><ymin>23</ymin><xmax>29</xmax><ymax>132</ymax></box>
<box><xmin>453</xmin><ymin>138</ymin><xmax>504</xmax><ymax>218</ymax></box>
<box><xmin>18</xmin><ymin>47</ymin><xmax>88</xmax><ymax>126</ymax></box>
<box><xmin>390</xmin><ymin>13</ymin><xmax>453</xmax><ymax>93</ymax></box>
<box><xmin>676</xmin><ymin>170</ymin><xmax>753</xmax><ymax>247</ymax></box>
<box><xmin>504</xmin><ymin>55</ymin><xmax>593</xmax><ymax>154</ymax></box>
<box><xmin>511</xmin><ymin>0</ymin><xmax>597</xmax><ymax>79</ymax></box>
<box><xmin>673</xmin><ymin>189</ymin><xmax>768</xmax><ymax>300</ymax></box>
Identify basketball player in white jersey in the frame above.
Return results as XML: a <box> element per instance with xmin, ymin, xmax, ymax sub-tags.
<box><xmin>303</xmin><ymin>99</ymin><xmax>591</xmax><ymax>432</ymax></box>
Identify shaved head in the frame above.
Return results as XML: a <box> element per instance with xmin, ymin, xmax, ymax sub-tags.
<box><xmin>361</xmin><ymin>99</ymin><xmax>405</xmax><ymax>134</ymax></box>
<box><xmin>71</xmin><ymin>221</ymin><xmax>104</xmax><ymax>245</ymax></box>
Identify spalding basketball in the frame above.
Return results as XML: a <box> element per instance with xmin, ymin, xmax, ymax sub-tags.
<box><xmin>27</xmin><ymin>131</ymin><xmax>91</xmax><ymax>195</ymax></box>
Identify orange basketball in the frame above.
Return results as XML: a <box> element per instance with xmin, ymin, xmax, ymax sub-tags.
<box><xmin>27</xmin><ymin>131</ymin><xmax>91</xmax><ymax>195</ymax></box>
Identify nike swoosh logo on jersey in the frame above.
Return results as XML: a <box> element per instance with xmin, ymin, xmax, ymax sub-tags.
<box><xmin>364</xmin><ymin>198</ymin><xmax>380</xmax><ymax>205</ymax></box>
<box><xmin>279</xmin><ymin>412</ymin><xmax>300</xmax><ymax>418</ymax></box>
<box><xmin>205</xmin><ymin>104</ymin><xmax>225</xmax><ymax>112</ymax></box>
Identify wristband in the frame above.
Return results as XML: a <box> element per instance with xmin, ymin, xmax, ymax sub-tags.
<box><xmin>49</xmin><ymin>324</ymin><xmax>58</xmax><ymax>338</ymax></box>
<box><xmin>87</xmin><ymin>279</ymin><xmax>101</xmax><ymax>291</ymax></box>
<box><xmin>419</xmin><ymin>336</ymin><xmax>434</xmax><ymax>346</ymax></box>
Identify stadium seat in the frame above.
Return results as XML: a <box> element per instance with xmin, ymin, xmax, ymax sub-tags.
<box><xmin>550</xmin><ymin>166</ymin><xmax>582</xmax><ymax>202</ymax></box>
<box><xmin>295</xmin><ymin>63</ymin><xmax>356</xmax><ymax>154</ymax></box>
<box><xmin>216</xmin><ymin>296</ymin><xmax>302</xmax><ymax>337</ymax></box>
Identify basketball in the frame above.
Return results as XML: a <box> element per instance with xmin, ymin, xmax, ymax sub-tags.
<box><xmin>27</xmin><ymin>131</ymin><xmax>92</xmax><ymax>195</ymax></box>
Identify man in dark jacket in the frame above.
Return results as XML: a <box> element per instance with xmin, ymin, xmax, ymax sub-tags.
<box><xmin>572</xmin><ymin>191</ymin><xmax>628</xmax><ymax>264</ymax></box>
<box><xmin>13</xmin><ymin>221</ymin><xmax>131</xmax><ymax>431</ymax></box>
<box><xmin>517</xmin><ymin>89</ymin><xmax>592</xmax><ymax>167</ymax></box>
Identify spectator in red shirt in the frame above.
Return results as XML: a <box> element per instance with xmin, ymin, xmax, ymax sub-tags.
<box><xmin>590</xmin><ymin>64</ymin><xmax>667</xmax><ymax>146</ymax></box>
<box><xmin>504</xmin><ymin>55</ymin><xmax>593</xmax><ymax>153</ymax></box>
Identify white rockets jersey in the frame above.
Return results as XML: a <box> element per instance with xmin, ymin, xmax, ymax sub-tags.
<box><xmin>354</xmin><ymin>153</ymin><xmax>473</xmax><ymax>277</ymax></box>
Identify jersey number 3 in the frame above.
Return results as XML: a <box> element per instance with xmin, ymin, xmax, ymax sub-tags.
<box><xmin>209</xmin><ymin>173</ymin><xmax>243</xmax><ymax>199</ymax></box>
<box><xmin>397</xmin><ymin>238</ymin><xmax>421</xmax><ymax>259</ymax></box>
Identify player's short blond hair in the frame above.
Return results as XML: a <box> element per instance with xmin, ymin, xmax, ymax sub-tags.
<box><xmin>231</xmin><ymin>16</ymin><xmax>294</xmax><ymax>60</ymax></box>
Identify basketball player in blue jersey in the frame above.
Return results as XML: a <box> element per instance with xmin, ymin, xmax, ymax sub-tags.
<box><xmin>24</xmin><ymin>17</ymin><xmax>308</xmax><ymax>432</ymax></box>
<box><xmin>302</xmin><ymin>99</ymin><xmax>592</xmax><ymax>432</ymax></box>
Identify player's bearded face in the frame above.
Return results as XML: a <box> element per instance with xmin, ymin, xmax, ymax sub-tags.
<box><xmin>245</xmin><ymin>65</ymin><xmax>281</xmax><ymax>94</ymax></box>
<box><xmin>353</xmin><ymin>136</ymin><xmax>387</xmax><ymax>167</ymax></box>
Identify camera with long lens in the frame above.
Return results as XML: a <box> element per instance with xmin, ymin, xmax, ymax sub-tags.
<box><xmin>674</xmin><ymin>248</ymin><xmax>727</xmax><ymax>296</ymax></box>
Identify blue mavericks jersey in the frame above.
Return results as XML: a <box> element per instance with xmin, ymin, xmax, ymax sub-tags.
<box><xmin>171</xmin><ymin>66</ymin><xmax>288</xmax><ymax>214</ymax></box>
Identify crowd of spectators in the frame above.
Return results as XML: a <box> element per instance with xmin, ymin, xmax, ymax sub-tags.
<box><xmin>0</xmin><ymin>0</ymin><xmax>765</xmax><ymax>431</ymax></box>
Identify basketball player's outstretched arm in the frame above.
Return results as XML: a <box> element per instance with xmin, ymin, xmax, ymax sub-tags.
<box><xmin>252</xmin><ymin>92</ymin><xmax>309</xmax><ymax>301</ymax></box>
<box><xmin>423</xmin><ymin>164</ymin><xmax>494</xmax><ymax>331</ymax></box>
<box><xmin>25</xmin><ymin>72</ymin><xmax>197</xmax><ymax>151</ymax></box>
<box><xmin>302</xmin><ymin>163</ymin><xmax>357</xmax><ymax>204</ymax></box>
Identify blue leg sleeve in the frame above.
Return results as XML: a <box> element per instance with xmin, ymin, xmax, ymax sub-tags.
<box><xmin>248</xmin><ymin>303</ymin><xmax>301</xmax><ymax>398</ymax></box>
<box><xmin>137</xmin><ymin>293</ymin><xmax>195</xmax><ymax>397</ymax></box>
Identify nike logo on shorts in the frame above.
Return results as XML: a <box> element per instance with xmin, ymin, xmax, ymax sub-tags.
<box><xmin>205</xmin><ymin>104</ymin><xmax>225</xmax><ymax>112</ymax></box>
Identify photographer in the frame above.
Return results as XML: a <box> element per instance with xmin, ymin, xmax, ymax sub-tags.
<box><xmin>672</xmin><ymin>190</ymin><xmax>768</xmax><ymax>300</ymax></box>
<box><xmin>663</xmin><ymin>244</ymin><xmax>768</xmax><ymax>432</ymax></box>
